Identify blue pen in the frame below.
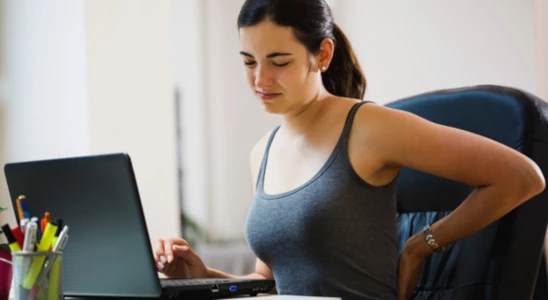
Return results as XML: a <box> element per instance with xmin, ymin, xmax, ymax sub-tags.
<box><xmin>19</xmin><ymin>198</ymin><xmax>31</xmax><ymax>219</ymax></box>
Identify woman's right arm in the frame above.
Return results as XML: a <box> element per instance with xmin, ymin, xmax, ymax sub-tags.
<box><xmin>154</xmin><ymin>131</ymin><xmax>274</xmax><ymax>281</ymax></box>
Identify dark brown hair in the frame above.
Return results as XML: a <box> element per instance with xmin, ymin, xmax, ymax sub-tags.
<box><xmin>237</xmin><ymin>0</ymin><xmax>366</xmax><ymax>99</ymax></box>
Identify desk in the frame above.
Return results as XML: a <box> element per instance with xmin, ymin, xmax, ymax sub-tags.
<box><xmin>10</xmin><ymin>295</ymin><xmax>340</xmax><ymax>300</ymax></box>
<box><xmin>61</xmin><ymin>296</ymin><xmax>340</xmax><ymax>300</ymax></box>
<box><xmin>221</xmin><ymin>296</ymin><xmax>340</xmax><ymax>300</ymax></box>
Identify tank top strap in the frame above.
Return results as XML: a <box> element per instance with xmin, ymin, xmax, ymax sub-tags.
<box><xmin>256</xmin><ymin>125</ymin><xmax>281</xmax><ymax>191</ymax></box>
<box><xmin>340</xmin><ymin>101</ymin><xmax>373</xmax><ymax>145</ymax></box>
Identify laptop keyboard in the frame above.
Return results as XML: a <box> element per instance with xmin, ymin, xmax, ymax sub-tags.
<box><xmin>161</xmin><ymin>278</ymin><xmax>233</xmax><ymax>287</ymax></box>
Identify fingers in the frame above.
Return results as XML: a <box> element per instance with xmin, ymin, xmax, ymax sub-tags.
<box><xmin>164</xmin><ymin>238</ymin><xmax>191</xmax><ymax>263</ymax></box>
<box><xmin>154</xmin><ymin>239</ymin><xmax>166</xmax><ymax>271</ymax></box>
<box><xmin>164</xmin><ymin>240</ymin><xmax>175</xmax><ymax>263</ymax></box>
<box><xmin>172</xmin><ymin>244</ymin><xmax>199</xmax><ymax>266</ymax></box>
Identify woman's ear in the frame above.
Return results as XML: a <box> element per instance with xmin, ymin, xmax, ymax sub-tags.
<box><xmin>316</xmin><ymin>37</ymin><xmax>335</xmax><ymax>72</ymax></box>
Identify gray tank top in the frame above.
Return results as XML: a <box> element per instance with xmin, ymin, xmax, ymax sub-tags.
<box><xmin>245</xmin><ymin>102</ymin><xmax>399</xmax><ymax>300</ymax></box>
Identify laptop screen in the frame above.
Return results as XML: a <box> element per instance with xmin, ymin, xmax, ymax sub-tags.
<box><xmin>4</xmin><ymin>153</ymin><xmax>162</xmax><ymax>298</ymax></box>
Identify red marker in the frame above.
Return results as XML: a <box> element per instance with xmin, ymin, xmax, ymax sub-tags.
<box><xmin>11</xmin><ymin>225</ymin><xmax>24</xmax><ymax>248</ymax></box>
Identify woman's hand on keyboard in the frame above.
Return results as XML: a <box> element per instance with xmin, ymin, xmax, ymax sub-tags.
<box><xmin>154</xmin><ymin>238</ymin><xmax>208</xmax><ymax>279</ymax></box>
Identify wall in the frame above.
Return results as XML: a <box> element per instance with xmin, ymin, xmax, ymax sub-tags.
<box><xmin>0</xmin><ymin>0</ymin><xmax>89</xmax><ymax>238</ymax></box>
<box><xmin>172</xmin><ymin>0</ymin><xmax>209</xmax><ymax>237</ymax></box>
<box><xmin>201</xmin><ymin>0</ymin><xmax>279</xmax><ymax>241</ymax></box>
<box><xmin>334</xmin><ymin>1</ymin><xmax>538</xmax><ymax>104</ymax></box>
<box><xmin>85</xmin><ymin>0</ymin><xmax>180</xmax><ymax>241</ymax></box>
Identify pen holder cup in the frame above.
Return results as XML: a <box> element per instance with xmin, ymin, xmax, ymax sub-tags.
<box><xmin>11</xmin><ymin>251</ymin><xmax>63</xmax><ymax>300</ymax></box>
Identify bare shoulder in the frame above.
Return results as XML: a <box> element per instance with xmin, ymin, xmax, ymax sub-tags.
<box><xmin>352</xmin><ymin>101</ymin><xmax>422</xmax><ymax>149</ymax></box>
<box><xmin>345</xmin><ymin>102</ymin><xmax>407</xmax><ymax>185</ymax></box>
<box><xmin>250</xmin><ymin>129</ymin><xmax>274</xmax><ymax>167</ymax></box>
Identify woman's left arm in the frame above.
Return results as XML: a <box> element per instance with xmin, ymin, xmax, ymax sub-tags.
<box><xmin>360</xmin><ymin>105</ymin><xmax>546</xmax><ymax>299</ymax></box>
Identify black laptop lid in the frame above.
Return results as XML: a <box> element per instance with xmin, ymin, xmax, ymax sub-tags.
<box><xmin>4</xmin><ymin>153</ymin><xmax>162</xmax><ymax>298</ymax></box>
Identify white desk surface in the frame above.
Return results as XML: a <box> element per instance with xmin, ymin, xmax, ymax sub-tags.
<box><xmin>10</xmin><ymin>296</ymin><xmax>340</xmax><ymax>300</ymax></box>
<box><xmin>219</xmin><ymin>296</ymin><xmax>340</xmax><ymax>300</ymax></box>
<box><xmin>59</xmin><ymin>296</ymin><xmax>340</xmax><ymax>300</ymax></box>
<box><xmin>225</xmin><ymin>296</ymin><xmax>340</xmax><ymax>300</ymax></box>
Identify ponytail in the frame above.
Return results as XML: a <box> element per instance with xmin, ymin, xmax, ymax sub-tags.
<box><xmin>322</xmin><ymin>23</ymin><xmax>366</xmax><ymax>99</ymax></box>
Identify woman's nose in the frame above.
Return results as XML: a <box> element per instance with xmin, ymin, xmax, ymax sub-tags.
<box><xmin>254</xmin><ymin>66</ymin><xmax>274</xmax><ymax>88</ymax></box>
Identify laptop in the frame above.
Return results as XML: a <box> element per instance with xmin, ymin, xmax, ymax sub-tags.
<box><xmin>4</xmin><ymin>153</ymin><xmax>275</xmax><ymax>299</ymax></box>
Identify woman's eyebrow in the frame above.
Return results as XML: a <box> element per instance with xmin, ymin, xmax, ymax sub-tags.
<box><xmin>239</xmin><ymin>51</ymin><xmax>293</xmax><ymax>58</ymax></box>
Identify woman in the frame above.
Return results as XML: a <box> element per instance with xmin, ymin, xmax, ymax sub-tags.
<box><xmin>154</xmin><ymin>0</ymin><xmax>545</xmax><ymax>299</ymax></box>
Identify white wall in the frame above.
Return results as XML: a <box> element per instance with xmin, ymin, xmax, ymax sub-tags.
<box><xmin>85</xmin><ymin>0</ymin><xmax>180</xmax><ymax>241</ymax></box>
<box><xmin>172</xmin><ymin>0</ymin><xmax>209</xmax><ymax>236</ymax></box>
<box><xmin>0</xmin><ymin>0</ymin><xmax>89</xmax><ymax>236</ymax></box>
<box><xmin>201</xmin><ymin>0</ymin><xmax>279</xmax><ymax>241</ymax></box>
<box><xmin>334</xmin><ymin>1</ymin><xmax>538</xmax><ymax>104</ymax></box>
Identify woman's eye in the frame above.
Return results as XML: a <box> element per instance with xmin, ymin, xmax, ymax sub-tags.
<box><xmin>273</xmin><ymin>62</ymin><xmax>290</xmax><ymax>67</ymax></box>
<box><xmin>244</xmin><ymin>61</ymin><xmax>256</xmax><ymax>66</ymax></box>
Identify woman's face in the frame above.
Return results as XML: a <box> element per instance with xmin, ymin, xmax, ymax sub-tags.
<box><xmin>239</xmin><ymin>20</ymin><xmax>323</xmax><ymax>115</ymax></box>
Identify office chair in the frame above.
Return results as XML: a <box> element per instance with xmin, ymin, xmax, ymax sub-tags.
<box><xmin>386</xmin><ymin>85</ymin><xmax>548</xmax><ymax>300</ymax></box>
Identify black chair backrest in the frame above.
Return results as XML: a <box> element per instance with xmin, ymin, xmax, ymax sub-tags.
<box><xmin>386</xmin><ymin>85</ymin><xmax>548</xmax><ymax>300</ymax></box>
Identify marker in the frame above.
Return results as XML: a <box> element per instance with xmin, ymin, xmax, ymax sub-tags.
<box><xmin>32</xmin><ymin>227</ymin><xmax>69</xmax><ymax>299</ymax></box>
<box><xmin>47</xmin><ymin>233</ymin><xmax>67</xmax><ymax>300</ymax></box>
<box><xmin>1</xmin><ymin>223</ymin><xmax>21</xmax><ymax>252</ymax></box>
<box><xmin>22</xmin><ymin>221</ymin><xmax>58</xmax><ymax>289</ymax></box>
<box><xmin>40</xmin><ymin>212</ymin><xmax>51</xmax><ymax>233</ymax></box>
<box><xmin>11</xmin><ymin>225</ymin><xmax>25</xmax><ymax>248</ymax></box>
<box><xmin>47</xmin><ymin>256</ymin><xmax>62</xmax><ymax>300</ymax></box>
<box><xmin>51</xmin><ymin>219</ymin><xmax>63</xmax><ymax>248</ymax></box>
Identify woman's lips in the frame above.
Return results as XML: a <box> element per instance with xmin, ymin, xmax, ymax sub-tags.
<box><xmin>257</xmin><ymin>91</ymin><xmax>281</xmax><ymax>101</ymax></box>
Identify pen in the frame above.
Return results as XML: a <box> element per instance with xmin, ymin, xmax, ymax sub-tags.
<box><xmin>23</xmin><ymin>222</ymin><xmax>37</xmax><ymax>252</ymax></box>
<box><xmin>52</xmin><ymin>226</ymin><xmax>68</xmax><ymax>251</ymax></box>
<box><xmin>18</xmin><ymin>196</ymin><xmax>30</xmax><ymax>219</ymax></box>
<box><xmin>20</xmin><ymin>222</ymin><xmax>37</xmax><ymax>284</ymax></box>
<box><xmin>16</xmin><ymin>196</ymin><xmax>24</xmax><ymax>220</ymax></box>
<box><xmin>22</xmin><ymin>221</ymin><xmax>58</xmax><ymax>289</ymax></box>
<box><xmin>31</xmin><ymin>217</ymin><xmax>41</xmax><ymax>242</ymax></box>
<box><xmin>20</xmin><ymin>218</ymin><xmax>29</xmax><ymax>233</ymax></box>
